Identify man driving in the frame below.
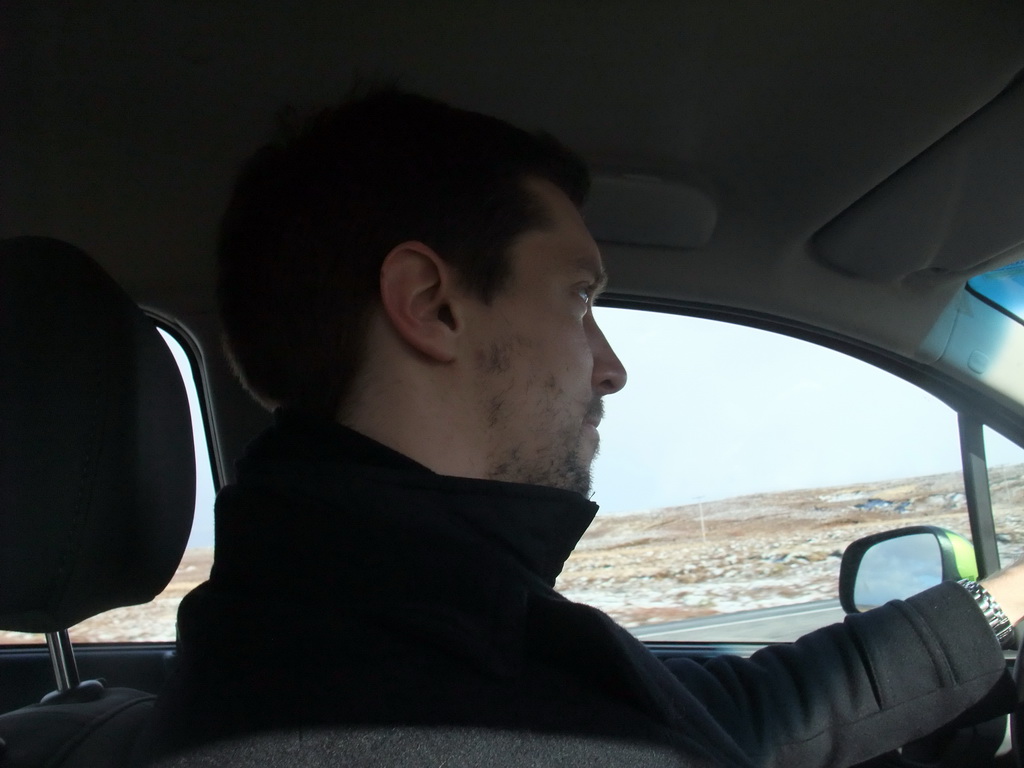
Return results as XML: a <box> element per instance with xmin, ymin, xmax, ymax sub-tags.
<box><xmin>148</xmin><ymin>87</ymin><xmax>1024</xmax><ymax>767</ymax></box>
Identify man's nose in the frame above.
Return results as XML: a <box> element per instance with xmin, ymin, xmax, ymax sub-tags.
<box><xmin>590</xmin><ymin>320</ymin><xmax>627</xmax><ymax>395</ymax></box>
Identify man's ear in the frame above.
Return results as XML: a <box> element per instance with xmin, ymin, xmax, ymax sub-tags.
<box><xmin>378</xmin><ymin>242</ymin><xmax>461</xmax><ymax>362</ymax></box>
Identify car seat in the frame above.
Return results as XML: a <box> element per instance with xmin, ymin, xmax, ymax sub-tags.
<box><xmin>0</xmin><ymin>237</ymin><xmax>197</xmax><ymax>766</ymax></box>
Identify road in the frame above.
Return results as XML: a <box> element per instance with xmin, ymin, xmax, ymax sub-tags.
<box><xmin>630</xmin><ymin>599</ymin><xmax>846</xmax><ymax>643</ymax></box>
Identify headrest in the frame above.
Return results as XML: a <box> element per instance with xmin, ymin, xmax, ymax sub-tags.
<box><xmin>0</xmin><ymin>237</ymin><xmax>196</xmax><ymax>633</ymax></box>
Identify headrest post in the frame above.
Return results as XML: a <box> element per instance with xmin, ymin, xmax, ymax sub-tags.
<box><xmin>44</xmin><ymin>630</ymin><xmax>80</xmax><ymax>693</ymax></box>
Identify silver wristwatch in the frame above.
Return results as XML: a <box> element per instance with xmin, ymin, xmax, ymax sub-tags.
<box><xmin>958</xmin><ymin>579</ymin><xmax>1014</xmax><ymax>649</ymax></box>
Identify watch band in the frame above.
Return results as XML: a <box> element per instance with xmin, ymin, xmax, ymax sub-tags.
<box><xmin>958</xmin><ymin>578</ymin><xmax>1014</xmax><ymax>649</ymax></box>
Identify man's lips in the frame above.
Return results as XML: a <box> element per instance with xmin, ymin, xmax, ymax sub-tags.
<box><xmin>584</xmin><ymin>399</ymin><xmax>604</xmax><ymax>429</ymax></box>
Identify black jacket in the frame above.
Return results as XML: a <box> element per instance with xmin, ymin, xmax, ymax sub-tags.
<box><xmin>148</xmin><ymin>410</ymin><xmax>1013</xmax><ymax>766</ymax></box>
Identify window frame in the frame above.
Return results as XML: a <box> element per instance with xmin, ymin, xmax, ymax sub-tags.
<box><xmin>149</xmin><ymin>312</ymin><xmax>223</xmax><ymax>495</ymax></box>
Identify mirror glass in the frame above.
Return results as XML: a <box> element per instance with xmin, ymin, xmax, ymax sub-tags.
<box><xmin>853</xmin><ymin>533</ymin><xmax>943</xmax><ymax>611</ymax></box>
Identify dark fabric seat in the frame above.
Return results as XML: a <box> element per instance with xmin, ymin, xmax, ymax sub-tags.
<box><xmin>147</xmin><ymin>726</ymin><xmax>695</xmax><ymax>767</ymax></box>
<box><xmin>0</xmin><ymin>685</ymin><xmax>157</xmax><ymax>768</ymax></box>
<box><xmin>0</xmin><ymin>237</ymin><xmax>196</xmax><ymax>767</ymax></box>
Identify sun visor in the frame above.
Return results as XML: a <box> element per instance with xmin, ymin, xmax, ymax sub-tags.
<box><xmin>814</xmin><ymin>78</ymin><xmax>1024</xmax><ymax>282</ymax></box>
<box><xmin>584</xmin><ymin>175</ymin><xmax>717</xmax><ymax>249</ymax></box>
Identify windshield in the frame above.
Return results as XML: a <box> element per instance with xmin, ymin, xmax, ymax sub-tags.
<box><xmin>969</xmin><ymin>258</ymin><xmax>1024</xmax><ymax>324</ymax></box>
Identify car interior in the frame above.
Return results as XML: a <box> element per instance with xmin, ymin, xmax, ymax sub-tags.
<box><xmin>0</xmin><ymin>237</ymin><xmax>197</xmax><ymax>766</ymax></box>
<box><xmin>3</xmin><ymin>1</ymin><xmax>1024</xmax><ymax>765</ymax></box>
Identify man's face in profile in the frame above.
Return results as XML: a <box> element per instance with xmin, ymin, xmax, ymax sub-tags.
<box><xmin>463</xmin><ymin>178</ymin><xmax>627</xmax><ymax>496</ymax></box>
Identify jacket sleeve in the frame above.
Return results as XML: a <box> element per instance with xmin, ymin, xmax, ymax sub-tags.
<box><xmin>661</xmin><ymin>581</ymin><xmax>1015</xmax><ymax>768</ymax></box>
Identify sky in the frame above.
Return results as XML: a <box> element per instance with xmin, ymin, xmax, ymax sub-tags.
<box><xmin>163</xmin><ymin>308</ymin><xmax>1024</xmax><ymax>546</ymax></box>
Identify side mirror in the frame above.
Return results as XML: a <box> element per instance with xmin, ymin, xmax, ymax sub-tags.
<box><xmin>838</xmin><ymin>526</ymin><xmax>978</xmax><ymax>614</ymax></box>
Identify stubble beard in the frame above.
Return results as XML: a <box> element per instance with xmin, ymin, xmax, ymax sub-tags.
<box><xmin>488</xmin><ymin>425</ymin><xmax>595</xmax><ymax>497</ymax></box>
<box><xmin>480</xmin><ymin>342</ymin><xmax>600</xmax><ymax>497</ymax></box>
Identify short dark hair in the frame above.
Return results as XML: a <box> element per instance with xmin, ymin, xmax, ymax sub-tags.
<box><xmin>217</xmin><ymin>88</ymin><xmax>590</xmax><ymax>417</ymax></box>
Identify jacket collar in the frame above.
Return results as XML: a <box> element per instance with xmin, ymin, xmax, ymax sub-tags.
<box><xmin>224</xmin><ymin>408</ymin><xmax>599</xmax><ymax>590</ymax></box>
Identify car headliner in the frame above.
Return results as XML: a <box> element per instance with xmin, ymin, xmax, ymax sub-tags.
<box><xmin>5</xmin><ymin>1</ymin><xmax>1024</xmax><ymax>472</ymax></box>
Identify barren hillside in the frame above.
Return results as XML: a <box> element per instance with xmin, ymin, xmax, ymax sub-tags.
<box><xmin>557</xmin><ymin>466</ymin><xmax>1024</xmax><ymax>627</ymax></box>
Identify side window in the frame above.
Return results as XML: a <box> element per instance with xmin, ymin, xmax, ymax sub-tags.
<box><xmin>557</xmin><ymin>307</ymin><xmax>973</xmax><ymax>642</ymax></box>
<box><xmin>0</xmin><ymin>326</ymin><xmax>216</xmax><ymax>645</ymax></box>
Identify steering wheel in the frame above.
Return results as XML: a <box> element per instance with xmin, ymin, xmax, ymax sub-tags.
<box><xmin>1014</xmin><ymin>641</ymin><xmax>1024</xmax><ymax>766</ymax></box>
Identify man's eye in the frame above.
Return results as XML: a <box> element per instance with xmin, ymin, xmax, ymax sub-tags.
<box><xmin>576</xmin><ymin>286</ymin><xmax>593</xmax><ymax>303</ymax></box>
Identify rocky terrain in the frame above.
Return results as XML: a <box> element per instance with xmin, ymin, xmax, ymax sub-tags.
<box><xmin>3</xmin><ymin>465</ymin><xmax>1022</xmax><ymax>644</ymax></box>
<box><xmin>558</xmin><ymin>465</ymin><xmax>1024</xmax><ymax>627</ymax></box>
